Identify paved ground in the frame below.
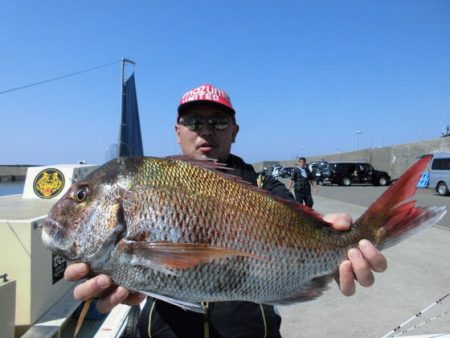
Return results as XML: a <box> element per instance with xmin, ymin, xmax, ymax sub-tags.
<box><xmin>277</xmin><ymin>187</ymin><xmax>450</xmax><ymax>338</ymax></box>
<box><xmin>277</xmin><ymin>178</ymin><xmax>450</xmax><ymax>229</ymax></box>
<box><xmin>314</xmin><ymin>184</ymin><xmax>450</xmax><ymax>230</ymax></box>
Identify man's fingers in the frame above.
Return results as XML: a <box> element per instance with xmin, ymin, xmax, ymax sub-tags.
<box><xmin>337</xmin><ymin>260</ymin><xmax>356</xmax><ymax>296</ymax></box>
<box><xmin>323</xmin><ymin>213</ymin><xmax>352</xmax><ymax>231</ymax></box>
<box><xmin>359</xmin><ymin>239</ymin><xmax>387</xmax><ymax>272</ymax></box>
<box><xmin>64</xmin><ymin>263</ymin><xmax>90</xmax><ymax>281</ymax></box>
<box><xmin>73</xmin><ymin>275</ymin><xmax>112</xmax><ymax>301</ymax></box>
<box><xmin>348</xmin><ymin>248</ymin><xmax>374</xmax><ymax>287</ymax></box>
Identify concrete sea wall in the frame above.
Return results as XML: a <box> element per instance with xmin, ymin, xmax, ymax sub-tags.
<box><xmin>0</xmin><ymin>165</ymin><xmax>31</xmax><ymax>181</ymax></box>
<box><xmin>255</xmin><ymin>137</ymin><xmax>450</xmax><ymax>179</ymax></box>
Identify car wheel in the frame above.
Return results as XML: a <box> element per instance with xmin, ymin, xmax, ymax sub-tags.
<box><xmin>341</xmin><ymin>177</ymin><xmax>352</xmax><ymax>186</ymax></box>
<box><xmin>437</xmin><ymin>182</ymin><xmax>449</xmax><ymax>196</ymax></box>
<box><xmin>378</xmin><ymin>176</ymin><xmax>389</xmax><ymax>186</ymax></box>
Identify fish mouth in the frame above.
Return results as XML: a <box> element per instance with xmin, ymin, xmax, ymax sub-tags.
<box><xmin>43</xmin><ymin>217</ymin><xmax>65</xmax><ymax>232</ymax></box>
<box><xmin>41</xmin><ymin>217</ymin><xmax>81</xmax><ymax>260</ymax></box>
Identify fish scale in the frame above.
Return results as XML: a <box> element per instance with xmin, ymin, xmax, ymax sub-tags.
<box><xmin>42</xmin><ymin>155</ymin><xmax>446</xmax><ymax>307</ymax></box>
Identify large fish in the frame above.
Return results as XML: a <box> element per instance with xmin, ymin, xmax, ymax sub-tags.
<box><xmin>42</xmin><ymin>155</ymin><xmax>445</xmax><ymax>311</ymax></box>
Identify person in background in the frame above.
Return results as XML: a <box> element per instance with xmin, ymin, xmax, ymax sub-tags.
<box><xmin>288</xmin><ymin>157</ymin><xmax>317</xmax><ymax>207</ymax></box>
<box><xmin>257</xmin><ymin>167</ymin><xmax>270</xmax><ymax>188</ymax></box>
<box><xmin>64</xmin><ymin>84</ymin><xmax>387</xmax><ymax>337</ymax></box>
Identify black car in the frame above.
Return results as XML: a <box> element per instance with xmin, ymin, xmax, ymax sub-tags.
<box><xmin>309</xmin><ymin>161</ymin><xmax>332</xmax><ymax>185</ymax></box>
<box><xmin>279</xmin><ymin>167</ymin><xmax>296</xmax><ymax>178</ymax></box>
<box><xmin>329</xmin><ymin>162</ymin><xmax>391</xmax><ymax>186</ymax></box>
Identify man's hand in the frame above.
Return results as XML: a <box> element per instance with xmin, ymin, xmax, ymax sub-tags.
<box><xmin>323</xmin><ymin>213</ymin><xmax>388</xmax><ymax>296</ymax></box>
<box><xmin>64</xmin><ymin>263</ymin><xmax>146</xmax><ymax>313</ymax></box>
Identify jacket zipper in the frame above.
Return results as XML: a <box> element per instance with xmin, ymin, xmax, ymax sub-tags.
<box><xmin>202</xmin><ymin>301</ymin><xmax>210</xmax><ymax>338</ymax></box>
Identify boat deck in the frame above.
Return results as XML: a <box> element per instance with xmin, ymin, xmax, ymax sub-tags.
<box><xmin>0</xmin><ymin>194</ymin><xmax>56</xmax><ymax>221</ymax></box>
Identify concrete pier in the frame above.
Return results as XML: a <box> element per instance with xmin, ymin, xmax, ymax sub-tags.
<box><xmin>0</xmin><ymin>165</ymin><xmax>37</xmax><ymax>181</ymax></box>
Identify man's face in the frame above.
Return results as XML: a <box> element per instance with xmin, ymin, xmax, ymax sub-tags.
<box><xmin>175</xmin><ymin>104</ymin><xmax>239</xmax><ymax>161</ymax></box>
<box><xmin>299</xmin><ymin>159</ymin><xmax>306</xmax><ymax>167</ymax></box>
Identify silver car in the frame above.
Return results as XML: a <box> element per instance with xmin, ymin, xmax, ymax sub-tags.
<box><xmin>428</xmin><ymin>152</ymin><xmax>450</xmax><ymax>196</ymax></box>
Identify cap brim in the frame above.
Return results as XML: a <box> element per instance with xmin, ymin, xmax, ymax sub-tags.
<box><xmin>178</xmin><ymin>101</ymin><xmax>235</xmax><ymax>117</ymax></box>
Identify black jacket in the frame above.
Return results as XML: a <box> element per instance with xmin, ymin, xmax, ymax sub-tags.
<box><xmin>291</xmin><ymin>167</ymin><xmax>313</xmax><ymax>192</ymax></box>
<box><xmin>137</xmin><ymin>154</ymin><xmax>293</xmax><ymax>338</ymax></box>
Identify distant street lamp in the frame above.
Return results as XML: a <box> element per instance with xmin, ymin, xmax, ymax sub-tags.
<box><xmin>356</xmin><ymin>130</ymin><xmax>362</xmax><ymax>151</ymax></box>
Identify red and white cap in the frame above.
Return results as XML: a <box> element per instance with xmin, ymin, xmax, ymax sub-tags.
<box><xmin>177</xmin><ymin>84</ymin><xmax>235</xmax><ymax>117</ymax></box>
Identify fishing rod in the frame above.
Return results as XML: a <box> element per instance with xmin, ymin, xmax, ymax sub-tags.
<box><xmin>0</xmin><ymin>60</ymin><xmax>121</xmax><ymax>95</ymax></box>
<box><xmin>392</xmin><ymin>310</ymin><xmax>450</xmax><ymax>337</ymax></box>
<box><xmin>381</xmin><ymin>292</ymin><xmax>450</xmax><ymax>338</ymax></box>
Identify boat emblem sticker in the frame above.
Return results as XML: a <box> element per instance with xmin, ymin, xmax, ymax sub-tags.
<box><xmin>33</xmin><ymin>168</ymin><xmax>65</xmax><ymax>199</ymax></box>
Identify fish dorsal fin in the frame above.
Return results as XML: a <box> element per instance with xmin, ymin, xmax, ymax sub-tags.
<box><xmin>164</xmin><ymin>155</ymin><xmax>232</xmax><ymax>171</ymax></box>
<box><xmin>270</xmin><ymin>197</ymin><xmax>332</xmax><ymax>227</ymax></box>
<box><xmin>164</xmin><ymin>155</ymin><xmax>265</xmax><ymax>190</ymax></box>
<box><xmin>166</xmin><ymin>155</ymin><xmax>331</xmax><ymax>227</ymax></box>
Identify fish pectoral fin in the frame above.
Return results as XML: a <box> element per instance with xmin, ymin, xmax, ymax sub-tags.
<box><xmin>139</xmin><ymin>291</ymin><xmax>205</xmax><ymax>313</ymax></box>
<box><xmin>120</xmin><ymin>240</ymin><xmax>254</xmax><ymax>270</ymax></box>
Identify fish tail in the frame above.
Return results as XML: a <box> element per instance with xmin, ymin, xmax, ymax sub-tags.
<box><xmin>354</xmin><ymin>155</ymin><xmax>446</xmax><ymax>250</ymax></box>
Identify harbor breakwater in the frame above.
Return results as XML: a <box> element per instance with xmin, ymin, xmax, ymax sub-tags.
<box><xmin>255</xmin><ymin>136</ymin><xmax>450</xmax><ymax>179</ymax></box>
<box><xmin>0</xmin><ymin>165</ymin><xmax>37</xmax><ymax>181</ymax></box>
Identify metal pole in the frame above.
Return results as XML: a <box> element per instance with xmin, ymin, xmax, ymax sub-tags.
<box><xmin>356</xmin><ymin>130</ymin><xmax>362</xmax><ymax>151</ymax></box>
<box><xmin>121</xmin><ymin>58</ymin><xmax>136</xmax><ymax>85</ymax></box>
<box><xmin>121</xmin><ymin>58</ymin><xmax>125</xmax><ymax>86</ymax></box>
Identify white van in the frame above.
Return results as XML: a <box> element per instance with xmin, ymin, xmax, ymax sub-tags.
<box><xmin>428</xmin><ymin>152</ymin><xmax>450</xmax><ymax>196</ymax></box>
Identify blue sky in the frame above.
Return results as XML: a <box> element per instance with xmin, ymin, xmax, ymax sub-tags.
<box><xmin>1</xmin><ymin>1</ymin><xmax>449</xmax><ymax>165</ymax></box>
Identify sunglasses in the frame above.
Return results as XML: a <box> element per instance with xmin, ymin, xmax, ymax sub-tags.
<box><xmin>178</xmin><ymin>116</ymin><xmax>232</xmax><ymax>131</ymax></box>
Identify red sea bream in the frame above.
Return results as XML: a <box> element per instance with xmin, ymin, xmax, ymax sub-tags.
<box><xmin>41</xmin><ymin>155</ymin><xmax>446</xmax><ymax>310</ymax></box>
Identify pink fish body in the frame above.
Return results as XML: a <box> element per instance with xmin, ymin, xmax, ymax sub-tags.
<box><xmin>42</xmin><ymin>155</ymin><xmax>445</xmax><ymax>307</ymax></box>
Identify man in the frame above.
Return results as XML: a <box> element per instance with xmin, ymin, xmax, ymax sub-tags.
<box><xmin>65</xmin><ymin>84</ymin><xmax>387</xmax><ymax>337</ymax></box>
<box><xmin>288</xmin><ymin>157</ymin><xmax>316</xmax><ymax>207</ymax></box>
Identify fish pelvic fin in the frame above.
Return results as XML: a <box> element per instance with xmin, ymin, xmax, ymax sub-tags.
<box><xmin>119</xmin><ymin>240</ymin><xmax>257</xmax><ymax>271</ymax></box>
<box><xmin>355</xmin><ymin>155</ymin><xmax>447</xmax><ymax>250</ymax></box>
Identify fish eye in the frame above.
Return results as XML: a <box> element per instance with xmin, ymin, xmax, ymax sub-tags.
<box><xmin>73</xmin><ymin>186</ymin><xmax>89</xmax><ymax>202</ymax></box>
<box><xmin>76</xmin><ymin>190</ymin><xmax>86</xmax><ymax>201</ymax></box>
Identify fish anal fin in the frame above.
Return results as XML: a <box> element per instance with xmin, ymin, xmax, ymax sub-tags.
<box><xmin>119</xmin><ymin>240</ymin><xmax>256</xmax><ymax>270</ymax></box>
<box><xmin>267</xmin><ymin>275</ymin><xmax>334</xmax><ymax>305</ymax></box>
<box><xmin>139</xmin><ymin>290</ymin><xmax>205</xmax><ymax>313</ymax></box>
